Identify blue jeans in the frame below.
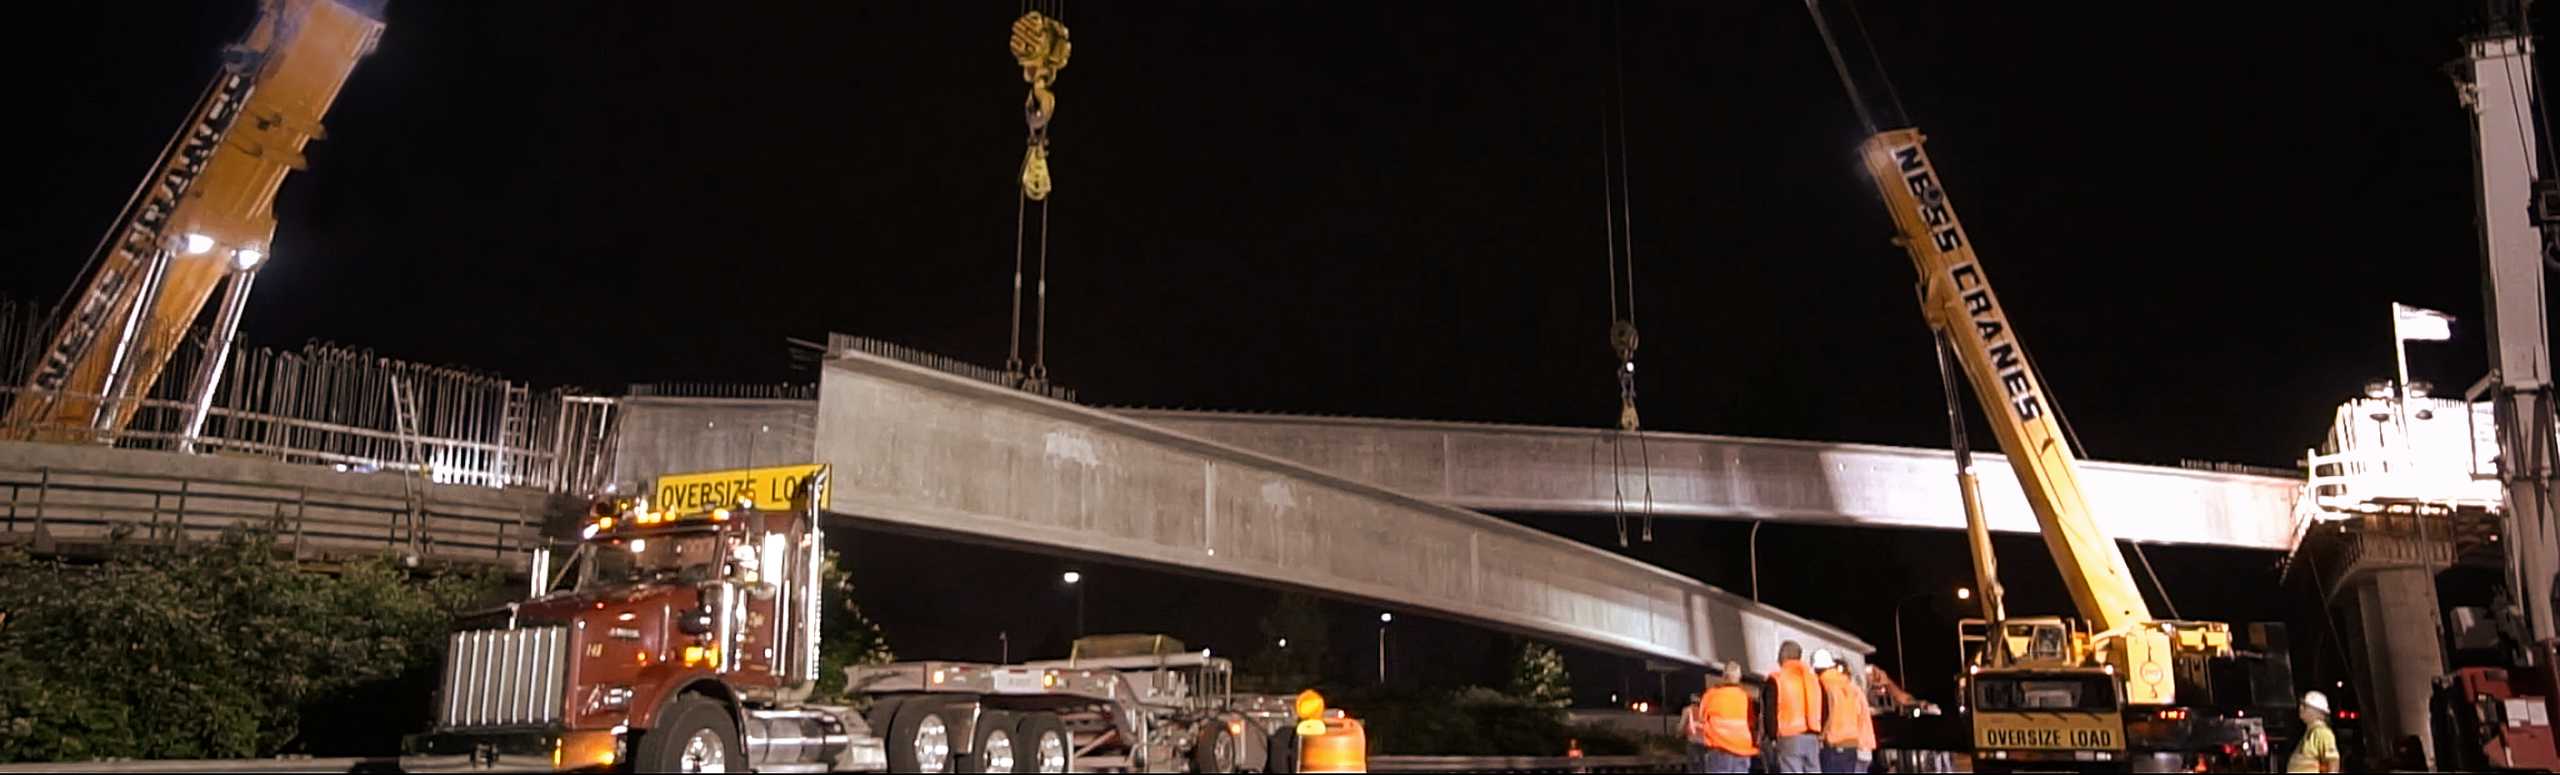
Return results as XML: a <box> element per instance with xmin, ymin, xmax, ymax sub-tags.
<box><xmin>1820</xmin><ymin>745</ymin><xmax>1862</xmax><ymax>773</ymax></box>
<box><xmin>1704</xmin><ymin>749</ymin><xmax>1755</xmax><ymax>773</ymax></box>
<box><xmin>1775</xmin><ymin>734</ymin><xmax>1822</xmax><ymax>773</ymax></box>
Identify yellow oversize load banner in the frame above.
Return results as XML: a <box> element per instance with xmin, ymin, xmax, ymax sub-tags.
<box><xmin>1974</xmin><ymin>711</ymin><xmax>2125</xmax><ymax>751</ymax></box>
<box><xmin>651</xmin><ymin>464</ymin><xmax>830</xmax><ymax>513</ymax></box>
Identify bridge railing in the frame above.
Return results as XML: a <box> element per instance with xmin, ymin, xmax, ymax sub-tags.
<box><xmin>2</xmin><ymin>301</ymin><xmax>619</xmax><ymax>494</ymax></box>
<box><xmin>0</xmin><ymin>462</ymin><xmax>541</xmax><ymax>569</ymax></box>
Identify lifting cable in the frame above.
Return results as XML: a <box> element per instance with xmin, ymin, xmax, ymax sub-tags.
<box><xmin>1597</xmin><ymin>0</ymin><xmax>1653</xmax><ymax>545</ymax></box>
<box><xmin>1007</xmin><ymin>0</ymin><xmax>1071</xmax><ymax>391</ymax></box>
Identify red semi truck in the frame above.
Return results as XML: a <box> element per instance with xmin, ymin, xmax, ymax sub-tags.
<box><xmin>399</xmin><ymin>464</ymin><xmax>1362</xmax><ymax>773</ymax></box>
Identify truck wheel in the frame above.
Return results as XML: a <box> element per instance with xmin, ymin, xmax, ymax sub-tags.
<box><xmin>634</xmin><ymin>695</ymin><xmax>743</xmax><ymax>773</ymax></box>
<box><xmin>1010</xmin><ymin>712</ymin><xmax>1071</xmax><ymax>773</ymax></box>
<box><xmin>1264</xmin><ymin>726</ymin><xmax>1298</xmax><ymax>774</ymax></box>
<box><xmin>1192</xmin><ymin>721</ymin><xmax>1237</xmax><ymax>773</ymax></box>
<box><xmin>888</xmin><ymin>699</ymin><xmax>961</xmax><ymax>773</ymax></box>
<box><xmin>961</xmin><ymin>710</ymin><xmax>1016</xmax><ymax>773</ymax></box>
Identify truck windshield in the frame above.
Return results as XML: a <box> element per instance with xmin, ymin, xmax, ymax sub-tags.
<box><xmin>581</xmin><ymin>532</ymin><xmax>722</xmax><ymax>587</ymax></box>
<box><xmin>1974</xmin><ymin>674</ymin><xmax>2120</xmax><ymax>713</ymax></box>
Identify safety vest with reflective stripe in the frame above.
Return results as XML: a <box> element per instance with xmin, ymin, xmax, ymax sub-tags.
<box><xmin>1819</xmin><ymin>669</ymin><xmax>1876</xmax><ymax>750</ymax></box>
<box><xmin>1774</xmin><ymin>660</ymin><xmax>1825</xmax><ymax>738</ymax></box>
<box><xmin>1703</xmin><ymin>685</ymin><xmax>1759</xmax><ymax>756</ymax></box>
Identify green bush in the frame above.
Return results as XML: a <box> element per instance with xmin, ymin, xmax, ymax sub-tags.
<box><xmin>0</xmin><ymin>523</ymin><xmax>504</xmax><ymax>762</ymax></box>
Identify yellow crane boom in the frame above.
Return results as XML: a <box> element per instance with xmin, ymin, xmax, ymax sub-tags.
<box><xmin>7</xmin><ymin>0</ymin><xmax>382</xmax><ymax>442</ymax></box>
<box><xmin>1856</xmin><ymin>130</ymin><xmax>2155</xmax><ymax>635</ymax></box>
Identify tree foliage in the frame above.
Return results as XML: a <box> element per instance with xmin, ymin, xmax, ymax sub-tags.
<box><xmin>0</xmin><ymin>522</ymin><xmax>503</xmax><ymax>762</ymax></box>
<box><xmin>1506</xmin><ymin>639</ymin><xmax>1573</xmax><ymax>709</ymax></box>
<box><xmin>812</xmin><ymin>549</ymin><xmax>894</xmax><ymax>700</ymax></box>
<box><xmin>1240</xmin><ymin>592</ymin><xmax>1328</xmax><ymax>693</ymax></box>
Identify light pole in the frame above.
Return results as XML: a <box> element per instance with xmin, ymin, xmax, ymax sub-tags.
<box><xmin>1377</xmin><ymin>613</ymin><xmax>1394</xmax><ymax>685</ymax></box>
<box><xmin>1894</xmin><ymin>586</ymin><xmax>1970</xmax><ymax>688</ymax></box>
<box><xmin>1062</xmin><ymin>571</ymin><xmax>1085</xmax><ymax>637</ymax></box>
<box><xmin>999</xmin><ymin>631</ymin><xmax>1010</xmax><ymax>663</ymax></box>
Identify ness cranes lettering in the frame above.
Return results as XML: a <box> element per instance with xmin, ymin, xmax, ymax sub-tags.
<box><xmin>1800</xmin><ymin>2</ymin><xmax>2284</xmax><ymax>770</ymax></box>
<box><xmin>4</xmin><ymin>0</ymin><xmax>383</xmax><ymax>445</ymax></box>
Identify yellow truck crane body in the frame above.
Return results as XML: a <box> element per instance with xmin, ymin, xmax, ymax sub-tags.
<box><xmin>7</xmin><ymin>0</ymin><xmax>382</xmax><ymax>442</ymax></box>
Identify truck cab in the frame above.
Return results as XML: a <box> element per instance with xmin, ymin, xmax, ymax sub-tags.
<box><xmin>403</xmin><ymin>466</ymin><xmax>879</xmax><ymax>772</ymax></box>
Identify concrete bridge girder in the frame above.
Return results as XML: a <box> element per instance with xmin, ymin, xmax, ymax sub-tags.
<box><xmin>1121</xmin><ymin>411</ymin><xmax>2306</xmax><ymax>550</ymax></box>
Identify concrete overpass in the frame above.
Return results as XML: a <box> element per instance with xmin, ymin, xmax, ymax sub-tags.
<box><xmin>1121</xmin><ymin>411</ymin><xmax>2306</xmax><ymax>550</ymax></box>
<box><xmin>606</xmin><ymin>339</ymin><xmax>1877</xmax><ymax>674</ymax></box>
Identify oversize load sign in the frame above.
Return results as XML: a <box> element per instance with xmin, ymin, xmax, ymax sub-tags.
<box><xmin>652</xmin><ymin>464</ymin><xmax>829</xmax><ymax>513</ymax></box>
<box><xmin>1974</xmin><ymin>712</ymin><xmax>2124</xmax><ymax>751</ymax></box>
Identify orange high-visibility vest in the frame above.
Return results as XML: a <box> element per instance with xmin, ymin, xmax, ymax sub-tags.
<box><xmin>1774</xmin><ymin>660</ymin><xmax>1825</xmax><ymax>737</ymax></box>
<box><xmin>1820</xmin><ymin>669</ymin><xmax>1875</xmax><ymax>749</ymax></box>
<box><xmin>1703</xmin><ymin>685</ymin><xmax>1759</xmax><ymax>757</ymax></box>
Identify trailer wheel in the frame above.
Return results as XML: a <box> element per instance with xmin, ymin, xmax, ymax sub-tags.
<box><xmin>1010</xmin><ymin>712</ymin><xmax>1071</xmax><ymax>773</ymax></box>
<box><xmin>960</xmin><ymin>710</ymin><xmax>1016</xmax><ymax>773</ymax></box>
<box><xmin>888</xmin><ymin>699</ymin><xmax>961</xmax><ymax>773</ymax></box>
<box><xmin>1192</xmin><ymin>720</ymin><xmax>1238</xmax><ymax>773</ymax></box>
<box><xmin>633</xmin><ymin>695</ymin><xmax>743</xmax><ymax>773</ymax></box>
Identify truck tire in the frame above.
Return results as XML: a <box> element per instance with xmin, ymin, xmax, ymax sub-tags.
<box><xmin>1010</xmin><ymin>712</ymin><xmax>1071</xmax><ymax>773</ymax></box>
<box><xmin>888</xmin><ymin>699</ymin><xmax>962</xmax><ymax>773</ymax></box>
<box><xmin>1264</xmin><ymin>726</ymin><xmax>1298</xmax><ymax>774</ymax></box>
<box><xmin>1192</xmin><ymin>721</ymin><xmax>1238</xmax><ymax>773</ymax></box>
<box><xmin>960</xmin><ymin>710</ymin><xmax>1016</xmax><ymax>773</ymax></box>
<box><xmin>633</xmin><ymin>695</ymin><xmax>743</xmax><ymax>773</ymax></box>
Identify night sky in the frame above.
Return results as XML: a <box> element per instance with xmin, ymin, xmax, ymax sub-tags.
<box><xmin>16</xmin><ymin>1</ymin><xmax>2551</xmax><ymax>712</ymax></box>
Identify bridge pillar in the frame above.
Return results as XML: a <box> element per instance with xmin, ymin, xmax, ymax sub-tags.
<box><xmin>2337</xmin><ymin>564</ymin><xmax>2445</xmax><ymax>768</ymax></box>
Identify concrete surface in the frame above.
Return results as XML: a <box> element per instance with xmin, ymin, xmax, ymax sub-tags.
<box><xmin>1120</xmin><ymin>411</ymin><xmax>2305</xmax><ymax>550</ymax></box>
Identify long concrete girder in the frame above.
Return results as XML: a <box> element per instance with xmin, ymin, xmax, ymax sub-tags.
<box><xmin>1119</xmin><ymin>411</ymin><xmax>2306</xmax><ymax>550</ymax></box>
<box><xmin>786</xmin><ymin>350</ymin><xmax>1872</xmax><ymax>671</ymax></box>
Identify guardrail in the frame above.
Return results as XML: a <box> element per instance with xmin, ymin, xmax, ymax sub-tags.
<box><xmin>0</xmin><ymin>754</ymin><xmax>1692</xmax><ymax>773</ymax></box>
<box><xmin>1369</xmin><ymin>754</ymin><xmax>1688</xmax><ymax>772</ymax></box>
<box><xmin>0</xmin><ymin>462</ymin><xmax>541</xmax><ymax>569</ymax></box>
<box><xmin>0</xmin><ymin>757</ymin><xmax>379</xmax><ymax>773</ymax></box>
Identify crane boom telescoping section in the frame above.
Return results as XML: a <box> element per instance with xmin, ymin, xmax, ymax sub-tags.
<box><xmin>4</xmin><ymin>0</ymin><xmax>382</xmax><ymax>441</ymax></box>
<box><xmin>1856</xmin><ymin>129</ymin><xmax>2153</xmax><ymax>636</ymax></box>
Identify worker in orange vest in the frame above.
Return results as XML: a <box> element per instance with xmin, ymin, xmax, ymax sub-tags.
<box><xmin>1771</xmin><ymin>640</ymin><xmax>1825</xmax><ymax>773</ymax></box>
<box><xmin>1695</xmin><ymin>661</ymin><xmax>1760</xmax><ymax>773</ymax></box>
<box><xmin>1813</xmin><ymin>649</ymin><xmax>1876</xmax><ymax>773</ymax></box>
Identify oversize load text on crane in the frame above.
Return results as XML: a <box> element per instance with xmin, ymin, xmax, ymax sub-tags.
<box><xmin>1893</xmin><ymin>144</ymin><xmax>2047</xmax><ymax>423</ymax></box>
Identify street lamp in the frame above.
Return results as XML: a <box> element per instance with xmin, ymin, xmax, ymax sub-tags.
<box><xmin>1377</xmin><ymin>613</ymin><xmax>1394</xmax><ymax>685</ymax></box>
<box><xmin>1062</xmin><ymin>571</ymin><xmax>1086</xmax><ymax>637</ymax></box>
<box><xmin>1894</xmin><ymin>586</ymin><xmax>1968</xmax><ymax>689</ymax></box>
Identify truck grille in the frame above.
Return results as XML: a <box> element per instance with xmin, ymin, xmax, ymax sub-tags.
<box><xmin>437</xmin><ymin>626</ymin><xmax>570</xmax><ymax>728</ymax></box>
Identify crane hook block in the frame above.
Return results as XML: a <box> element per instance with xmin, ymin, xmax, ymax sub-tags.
<box><xmin>1610</xmin><ymin>320</ymin><xmax>1639</xmax><ymax>363</ymax></box>
<box><xmin>1011</xmin><ymin>12</ymin><xmax>1072</xmax><ymax>86</ymax></box>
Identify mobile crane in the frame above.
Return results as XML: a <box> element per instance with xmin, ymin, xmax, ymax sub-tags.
<box><xmin>1800</xmin><ymin>2</ymin><xmax>2288</xmax><ymax>770</ymax></box>
<box><xmin>4</xmin><ymin>0</ymin><xmax>382</xmax><ymax>445</ymax></box>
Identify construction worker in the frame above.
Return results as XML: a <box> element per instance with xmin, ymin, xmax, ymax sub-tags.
<box><xmin>2287</xmin><ymin>690</ymin><xmax>2342</xmax><ymax>773</ymax></box>
<box><xmin>1680</xmin><ymin>691</ymin><xmax>1709</xmax><ymax>771</ymax></box>
<box><xmin>1813</xmin><ymin>649</ymin><xmax>1876</xmax><ymax>773</ymax></box>
<box><xmin>1771</xmin><ymin>640</ymin><xmax>1825</xmax><ymax>773</ymax></box>
<box><xmin>1699</xmin><ymin>661</ymin><xmax>1759</xmax><ymax>773</ymax></box>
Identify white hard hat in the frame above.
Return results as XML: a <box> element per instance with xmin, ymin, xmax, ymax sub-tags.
<box><xmin>1810</xmin><ymin>648</ymin><xmax>1837</xmax><ymax>670</ymax></box>
<box><xmin>2302</xmin><ymin>690</ymin><xmax>2330</xmax><ymax>714</ymax></box>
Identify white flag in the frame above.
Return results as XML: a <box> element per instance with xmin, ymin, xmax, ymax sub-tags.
<box><xmin>2394</xmin><ymin>303</ymin><xmax>2454</xmax><ymax>342</ymax></box>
